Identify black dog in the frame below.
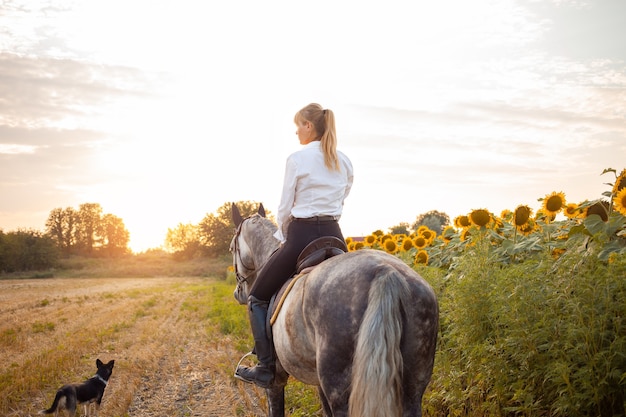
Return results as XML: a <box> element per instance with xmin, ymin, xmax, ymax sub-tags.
<box><xmin>41</xmin><ymin>359</ymin><xmax>115</xmax><ymax>417</ymax></box>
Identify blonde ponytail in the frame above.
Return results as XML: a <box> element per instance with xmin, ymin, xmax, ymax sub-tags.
<box><xmin>294</xmin><ymin>103</ymin><xmax>340</xmax><ymax>171</ymax></box>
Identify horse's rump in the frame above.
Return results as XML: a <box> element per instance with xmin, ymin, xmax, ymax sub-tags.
<box><xmin>273</xmin><ymin>249</ymin><xmax>438</xmax><ymax>416</ymax></box>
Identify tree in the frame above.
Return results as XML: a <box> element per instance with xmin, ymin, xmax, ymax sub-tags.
<box><xmin>45</xmin><ymin>207</ymin><xmax>78</xmax><ymax>256</ymax></box>
<box><xmin>411</xmin><ymin>210</ymin><xmax>450</xmax><ymax>235</ymax></box>
<box><xmin>165</xmin><ymin>223</ymin><xmax>201</xmax><ymax>260</ymax></box>
<box><xmin>45</xmin><ymin>203</ymin><xmax>130</xmax><ymax>257</ymax></box>
<box><xmin>76</xmin><ymin>203</ymin><xmax>103</xmax><ymax>254</ymax></box>
<box><xmin>389</xmin><ymin>222</ymin><xmax>410</xmax><ymax>235</ymax></box>
<box><xmin>197</xmin><ymin>201</ymin><xmax>270</xmax><ymax>257</ymax></box>
<box><xmin>0</xmin><ymin>229</ymin><xmax>58</xmax><ymax>272</ymax></box>
<box><xmin>99</xmin><ymin>213</ymin><xmax>130</xmax><ymax>257</ymax></box>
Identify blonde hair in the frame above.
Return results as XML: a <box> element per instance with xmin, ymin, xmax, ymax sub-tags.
<box><xmin>294</xmin><ymin>103</ymin><xmax>339</xmax><ymax>171</ymax></box>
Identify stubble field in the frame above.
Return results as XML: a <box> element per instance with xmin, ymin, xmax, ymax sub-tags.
<box><xmin>0</xmin><ymin>276</ymin><xmax>274</xmax><ymax>417</ymax></box>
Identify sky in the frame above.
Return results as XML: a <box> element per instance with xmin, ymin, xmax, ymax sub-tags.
<box><xmin>1</xmin><ymin>0</ymin><xmax>625</xmax><ymax>252</ymax></box>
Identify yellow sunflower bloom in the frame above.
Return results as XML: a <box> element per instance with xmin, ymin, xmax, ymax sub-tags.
<box><xmin>413</xmin><ymin>236</ymin><xmax>427</xmax><ymax>249</ymax></box>
<box><xmin>535</xmin><ymin>209</ymin><xmax>556</xmax><ymax>222</ymax></box>
<box><xmin>584</xmin><ymin>200</ymin><xmax>609</xmax><ymax>221</ymax></box>
<box><xmin>513</xmin><ymin>205</ymin><xmax>532</xmax><ymax>227</ymax></box>
<box><xmin>518</xmin><ymin>219</ymin><xmax>536</xmax><ymax>235</ymax></box>
<box><xmin>613</xmin><ymin>187</ymin><xmax>626</xmax><ymax>216</ymax></box>
<box><xmin>454</xmin><ymin>215</ymin><xmax>471</xmax><ymax>228</ymax></box>
<box><xmin>417</xmin><ymin>225</ymin><xmax>429</xmax><ymax>235</ymax></box>
<box><xmin>401</xmin><ymin>238</ymin><xmax>415</xmax><ymax>251</ymax></box>
<box><xmin>383</xmin><ymin>239</ymin><xmax>398</xmax><ymax>254</ymax></box>
<box><xmin>563</xmin><ymin>203</ymin><xmax>580</xmax><ymax>219</ymax></box>
<box><xmin>460</xmin><ymin>228</ymin><xmax>471</xmax><ymax>241</ymax></box>
<box><xmin>394</xmin><ymin>233</ymin><xmax>407</xmax><ymax>242</ymax></box>
<box><xmin>380</xmin><ymin>234</ymin><xmax>393</xmax><ymax>243</ymax></box>
<box><xmin>500</xmin><ymin>209</ymin><xmax>513</xmax><ymax>221</ymax></box>
<box><xmin>364</xmin><ymin>235</ymin><xmax>377</xmax><ymax>246</ymax></box>
<box><xmin>354</xmin><ymin>242</ymin><xmax>365</xmax><ymax>251</ymax></box>
<box><xmin>469</xmin><ymin>208</ymin><xmax>491</xmax><ymax>227</ymax></box>
<box><xmin>345</xmin><ymin>237</ymin><xmax>353</xmax><ymax>245</ymax></box>
<box><xmin>414</xmin><ymin>250</ymin><xmax>429</xmax><ymax>265</ymax></box>
<box><xmin>543</xmin><ymin>191</ymin><xmax>566</xmax><ymax>216</ymax></box>
<box><xmin>348</xmin><ymin>242</ymin><xmax>357</xmax><ymax>251</ymax></box>
<box><xmin>613</xmin><ymin>169</ymin><xmax>626</xmax><ymax>195</ymax></box>
<box><xmin>441</xmin><ymin>225</ymin><xmax>456</xmax><ymax>243</ymax></box>
<box><xmin>420</xmin><ymin>229</ymin><xmax>435</xmax><ymax>243</ymax></box>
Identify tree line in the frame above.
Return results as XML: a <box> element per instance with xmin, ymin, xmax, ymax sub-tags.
<box><xmin>0</xmin><ymin>202</ymin><xmax>130</xmax><ymax>273</ymax></box>
<box><xmin>164</xmin><ymin>201</ymin><xmax>451</xmax><ymax>260</ymax></box>
<box><xmin>1</xmin><ymin>199</ymin><xmax>450</xmax><ymax>272</ymax></box>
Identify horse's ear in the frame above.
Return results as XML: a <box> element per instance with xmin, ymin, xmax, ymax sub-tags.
<box><xmin>258</xmin><ymin>203</ymin><xmax>266</xmax><ymax>218</ymax></box>
<box><xmin>232</xmin><ymin>203</ymin><xmax>244</xmax><ymax>227</ymax></box>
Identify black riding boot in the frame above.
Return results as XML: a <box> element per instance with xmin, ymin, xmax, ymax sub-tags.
<box><xmin>235</xmin><ymin>295</ymin><xmax>275</xmax><ymax>388</ymax></box>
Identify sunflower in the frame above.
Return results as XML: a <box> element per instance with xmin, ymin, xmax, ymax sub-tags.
<box><xmin>454</xmin><ymin>215</ymin><xmax>471</xmax><ymax>228</ymax></box>
<box><xmin>348</xmin><ymin>242</ymin><xmax>357</xmax><ymax>251</ymax></box>
<box><xmin>413</xmin><ymin>236</ymin><xmax>427</xmax><ymax>249</ymax></box>
<box><xmin>364</xmin><ymin>234</ymin><xmax>377</xmax><ymax>246</ymax></box>
<box><xmin>543</xmin><ymin>191</ymin><xmax>566</xmax><ymax>216</ymax></box>
<box><xmin>518</xmin><ymin>219</ymin><xmax>536</xmax><ymax>235</ymax></box>
<box><xmin>354</xmin><ymin>242</ymin><xmax>365</xmax><ymax>251</ymax></box>
<box><xmin>401</xmin><ymin>238</ymin><xmax>415</xmax><ymax>251</ymax></box>
<box><xmin>383</xmin><ymin>239</ymin><xmax>398</xmax><ymax>254</ymax></box>
<box><xmin>372</xmin><ymin>229</ymin><xmax>384</xmax><ymax>237</ymax></box>
<box><xmin>500</xmin><ymin>209</ymin><xmax>513</xmax><ymax>222</ymax></box>
<box><xmin>345</xmin><ymin>237</ymin><xmax>353</xmax><ymax>245</ymax></box>
<box><xmin>613</xmin><ymin>169</ymin><xmax>626</xmax><ymax>195</ymax></box>
<box><xmin>417</xmin><ymin>225</ymin><xmax>430</xmax><ymax>234</ymax></box>
<box><xmin>469</xmin><ymin>209</ymin><xmax>491</xmax><ymax>227</ymax></box>
<box><xmin>460</xmin><ymin>228</ymin><xmax>471</xmax><ymax>242</ymax></box>
<box><xmin>535</xmin><ymin>209</ymin><xmax>556</xmax><ymax>222</ymax></box>
<box><xmin>414</xmin><ymin>250</ymin><xmax>429</xmax><ymax>265</ymax></box>
<box><xmin>394</xmin><ymin>233</ymin><xmax>407</xmax><ymax>242</ymax></box>
<box><xmin>613</xmin><ymin>187</ymin><xmax>626</xmax><ymax>217</ymax></box>
<box><xmin>513</xmin><ymin>205</ymin><xmax>532</xmax><ymax>227</ymax></box>
<box><xmin>584</xmin><ymin>200</ymin><xmax>609</xmax><ymax>222</ymax></box>
<box><xmin>441</xmin><ymin>225</ymin><xmax>456</xmax><ymax>243</ymax></box>
<box><xmin>551</xmin><ymin>248</ymin><xmax>566</xmax><ymax>259</ymax></box>
<box><xmin>420</xmin><ymin>229</ymin><xmax>435</xmax><ymax>243</ymax></box>
<box><xmin>563</xmin><ymin>203</ymin><xmax>580</xmax><ymax>219</ymax></box>
<box><xmin>380</xmin><ymin>234</ymin><xmax>393</xmax><ymax>243</ymax></box>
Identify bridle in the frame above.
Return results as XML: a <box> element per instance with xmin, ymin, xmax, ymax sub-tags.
<box><xmin>232</xmin><ymin>218</ymin><xmax>256</xmax><ymax>286</ymax></box>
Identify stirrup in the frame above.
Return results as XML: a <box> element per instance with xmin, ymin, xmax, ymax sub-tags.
<box><xmin>235</xmin><ymin>351</ymin><xmax>255</xmax><ymax>374</ymax></box>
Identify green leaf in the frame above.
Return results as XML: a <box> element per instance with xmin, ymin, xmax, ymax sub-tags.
<box><xmin>584</xmin><ymin>215</ymin><xmax>607</xmax><ymax>236</ymax></box>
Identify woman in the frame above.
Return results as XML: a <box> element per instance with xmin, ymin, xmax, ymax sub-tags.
<box><xmin>235</xmin><ymin>103</ymin><xmax>354</xmax><ymax>388</ymax></box>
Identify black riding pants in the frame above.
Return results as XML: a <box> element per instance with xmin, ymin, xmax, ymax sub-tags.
<box><xmin>249</xmin><ymin>219</ymin><xmax>344</xmax><ymax>302</ymax></box>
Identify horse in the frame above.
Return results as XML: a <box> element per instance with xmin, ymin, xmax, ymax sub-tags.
<box><xmin>230</xmin><ymin>204</ymin><xmax>439</xmax><ymax>417</ymax></box>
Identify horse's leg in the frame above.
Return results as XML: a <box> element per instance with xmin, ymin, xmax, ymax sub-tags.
<box><xmin>266</xmin><ymin>365</ymin><xmax>289</xmax><ymax>417</ymax></box>
<box><xmin>266</xmin><ymin>385</ymin><xmax>284</xmax><ymax>417</ymax></box>
<box><xmin>318</xmin><ymin>388</ymin><xmax>333</xmax><ymax>417</ymax></box>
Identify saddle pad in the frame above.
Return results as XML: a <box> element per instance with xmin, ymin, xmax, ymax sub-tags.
<box><xmin>269</xmin><ymin>272</ymin><xmax>308</xmax><ymax>326</ymax></box>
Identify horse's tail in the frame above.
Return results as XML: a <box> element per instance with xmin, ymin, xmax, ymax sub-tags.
<box><xmin>349</xmin><ymin>265</ymin><xmax>410</xmax><ymax>417</ymax></box>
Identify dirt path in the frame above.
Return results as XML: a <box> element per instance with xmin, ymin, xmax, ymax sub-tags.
<box><xmin>0</xmin><ymin>277</ymin><xmax>268</xmax><ymax>417</ymax></box>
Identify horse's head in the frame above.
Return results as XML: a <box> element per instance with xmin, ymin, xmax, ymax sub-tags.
<box><xmin>230</xmin><ymin>203</ymin><xmax>270</xmax><ymax>305</ymax></box>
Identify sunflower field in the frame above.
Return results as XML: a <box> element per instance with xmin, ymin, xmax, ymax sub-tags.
<box><xmin>347</xmin><ymin>168</ymin><xmax>626</xmax><ymax>417</ymax></box>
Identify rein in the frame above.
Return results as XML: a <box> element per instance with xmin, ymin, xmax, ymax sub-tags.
<box><xmin>232</xmin><ymin>219</ymin><xmax>256</xmax><ymax>285</ymax></box>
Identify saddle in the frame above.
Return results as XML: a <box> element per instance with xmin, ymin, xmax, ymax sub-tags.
<box><xmin>268</xmin><ymin>236</ymin><xmax>348</xmax><ymax>327</ymax></box>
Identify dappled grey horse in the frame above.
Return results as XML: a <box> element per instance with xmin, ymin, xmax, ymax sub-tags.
<box><xmin>230</xmin><ymin>204</ymin><xmax>438</xmax><ymax>417</ymax></box>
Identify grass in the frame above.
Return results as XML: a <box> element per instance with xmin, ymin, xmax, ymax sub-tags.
<box><xmin>0</xmin><ymin>255</ymin><xmax>322</xmax><ymax>416</ymax></box>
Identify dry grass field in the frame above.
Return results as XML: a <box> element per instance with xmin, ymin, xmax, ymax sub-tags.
<box><xmin>0</xmin><ymin>276</ymin><xmax>276</xmax><ymax>417</ymax></box>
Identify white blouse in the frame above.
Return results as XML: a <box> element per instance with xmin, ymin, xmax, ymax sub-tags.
<box><xmin>274</xmin><ymin>141</ymin><xmax>353</xmax><ymax>242</ymax></box>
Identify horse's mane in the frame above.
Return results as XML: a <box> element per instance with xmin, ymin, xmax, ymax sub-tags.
<box><xmin>244</xmin><ymin>214</ymin><xmax>279</xmax><ymax>261</ymax></box>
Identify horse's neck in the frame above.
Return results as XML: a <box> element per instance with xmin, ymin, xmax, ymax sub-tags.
<box><xmin>246</xmin><ymin>221</ymin><xmax>279</xmax><ymax>267</ymax></box>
